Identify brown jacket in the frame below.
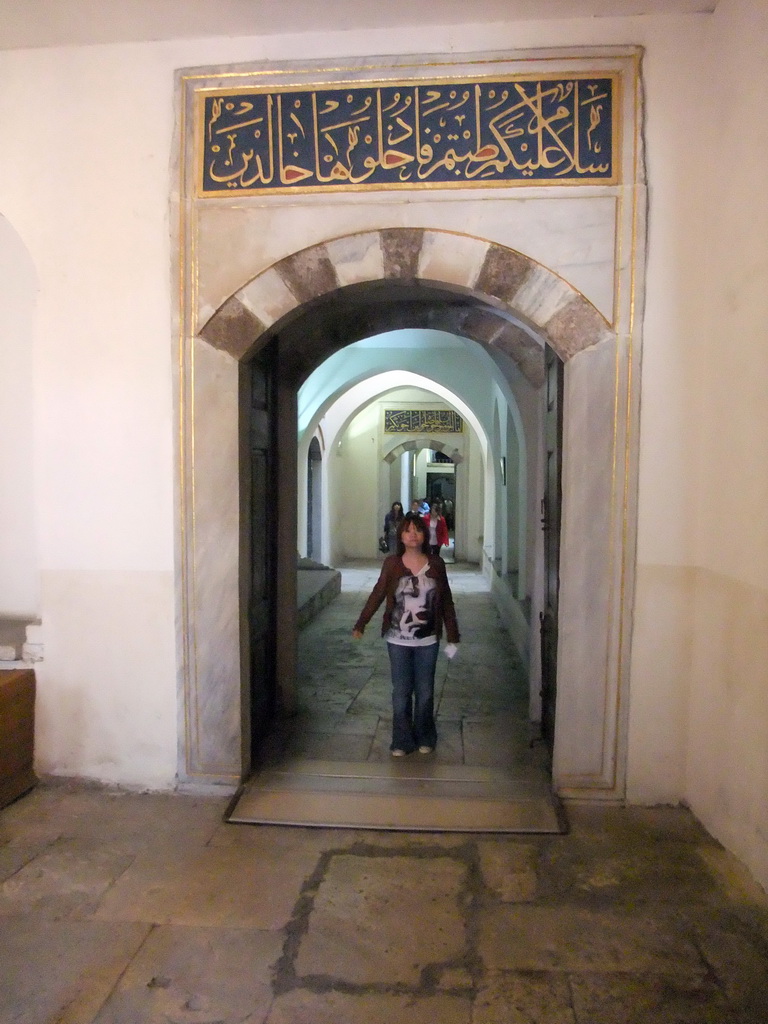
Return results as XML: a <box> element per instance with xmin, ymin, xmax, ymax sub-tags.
<box><xmin>353</xmin><ymin>555</ymin><xmax>460</xmax><ymax>643</ymax></box>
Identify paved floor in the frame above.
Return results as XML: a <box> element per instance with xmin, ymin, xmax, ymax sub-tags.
<box><xmin>2</xmin><ymin>564</ymin><xmax>768</xmax><ymax>1022</ymax></box>
<box><xmin>2</xmin><ymin>784</ymin><xmax>768</xmax><ymax>1023</ymax></box>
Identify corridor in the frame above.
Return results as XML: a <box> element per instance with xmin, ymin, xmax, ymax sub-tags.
<box><xmin>269</xmin><ymin>561</ymin><xmax>545</xmax><ymax>774</ymax></box>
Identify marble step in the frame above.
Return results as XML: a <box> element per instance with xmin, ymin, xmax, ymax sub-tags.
<box><xmin>228</xmin><ymin>758</ymin><xmax>566</xmax><ymax>833</ymax></box>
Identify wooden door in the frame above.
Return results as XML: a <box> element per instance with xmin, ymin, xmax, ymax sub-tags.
<box><xmin>245</xmin><ymin>342</ymin><xmax>277</xmax><ymax>755</ymax></box>
<box><xmin>539</xmin><ymin>345</ymin><xmax>563</xmax><ymax>756</ymax></box>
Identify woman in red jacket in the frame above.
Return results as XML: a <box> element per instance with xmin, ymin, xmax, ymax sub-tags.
<box><xmin>352</xmin><ymin>513</ymin><xmax>459</xmax><ymax>756</ymax></box>
<box><xmin>423</xmin><ymin>501</ymin><xmax>449</xmax><ymax>556</ymax></box>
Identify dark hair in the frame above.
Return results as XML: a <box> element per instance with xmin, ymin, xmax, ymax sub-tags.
<box><xmin>390</xmin><ymin>501</ymin><xmax>404</xmax><ymax>517</ymax></box>
<box><xmin>396</xmin><ymin>512</ymin><xmax>430</xmax><ymax>556</ymax></box>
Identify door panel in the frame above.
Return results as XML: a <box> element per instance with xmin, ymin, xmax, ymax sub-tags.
<box><xmin>540</xmin><ymin>345</ymin><xmax>563</xmax><ymax>756</ymax></box>
<box><xmin>247</xmin><ymin>343</ymin><xmax>277</xmax><ymax>755</ymax></box>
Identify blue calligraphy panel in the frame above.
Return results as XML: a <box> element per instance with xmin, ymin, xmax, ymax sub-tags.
<box><xmin>200</xmin><ymin>76</ymin><xmax>615</xmax><ymax>195</ymax></box>
<box><xmin>384</xmin><ymin>410</ymin><xmax>464</xmax><ymax>433</ymax></box>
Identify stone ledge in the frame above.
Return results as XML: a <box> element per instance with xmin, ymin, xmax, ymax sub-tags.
<box><xmin>297</xmin><ymin>567</ymin><xmax>342</xmax><ymax>629</ymax></box>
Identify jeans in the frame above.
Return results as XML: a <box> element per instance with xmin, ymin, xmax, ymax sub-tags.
<box><xmin>387</xmin><ymin>641</ymin><xmax>439</xmax><ymax>752</ymax></box>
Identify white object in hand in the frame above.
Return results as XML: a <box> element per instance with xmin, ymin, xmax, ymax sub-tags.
<box><xmin>444</xmin><ymin>643</ymin><xmax>458</xmax><ymax>659</ymax></box>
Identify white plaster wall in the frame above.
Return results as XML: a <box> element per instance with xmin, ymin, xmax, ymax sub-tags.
<box><xmin>0</xmin><ymin>43</ymin><xmax>180</xmax><ymax>784</ymax></box>
<box><xmin>3</xmin><ymin>10</ymin><xmax>765</xmax><ymax>897</ymax></box>
<box><xmin>412</xmin><ymin>450</ymin><xmax>429</xmax><ymax>509</ymax></box>
<box><xmin>624</xmin><ymin>15</ymin><xmax>712</xmax><ymax>805</ymax></box>
<box><xmin>686</xmin><ymin>0</ymin><xmax>768</xmax><ymax>891</ymax></box>
<box><xmin>622</xmin><ymin>0</ymin><xmax>768</xmax><ymax>893</ymax></box>
<box><xmin>0</xmin><ymin>217</ymin><xmax>38</xmax><ymax>616</ymax></box>
<box><xmin>337</xmin><ymin>402</ymin><xmax>381</xmax><ymax>559</ymax></box>
<box><xmin>465</xmin><ymin>428</ymin><xmax>485</xmax><ymax>563</ymax></box>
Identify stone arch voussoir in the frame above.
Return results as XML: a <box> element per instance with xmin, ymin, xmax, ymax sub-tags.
<box><xmin>383</xmin><ymin>438</ymin><xmax>464</xmax><ymax>465</ymax></box>
<box><xmin>198</xmin><ymin>228</ymin><xmax>613</xmax><ymax>366</ymax></box>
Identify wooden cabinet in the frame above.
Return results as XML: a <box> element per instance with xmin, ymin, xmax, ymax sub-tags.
<box><xmin>0</xmin><ymin>669</ymin><xmax>36</xmax><ymax>809</ymax></box>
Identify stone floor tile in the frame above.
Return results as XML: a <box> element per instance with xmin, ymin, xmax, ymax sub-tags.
<box><xmin>0</xmin><ymin>786</ymin><xmax>113</xmax><ymax>847</ymax></box>
<box><xmin>569</xmin><ymin>970</ymin><xmax>732</xmax><ymax>1024</ymax></box>
<box><xmin>266</xmin><ymin>990</ymin><xmax>472</xmax><ymax>1023</ymax></box>
<box><xmin>450</xmin><ymin>644</ymin><xmax>517</xmax><ymax>668</ymax></box>
<box><xmin>0</xmin><ymin>916</ymin><xmax>149</xmax><ymax>1024</ymax></box>
<box><xmin>538</xmin><ymin>835</ymin><xmax>730</xmax><ymax>908</ymax></box>
<box><xmin>92</xmin><ymin>841</ymin><xmax>322</xmax><ymax>929</ymax></box>
<box><xmin>369</xmin><ymin>717</ymin><xmax>396</xmax><ymax>758</ymax></box>
<box><xmin>437</xmin><ymin>698</ymin><xmax>499</xmax><ymax>720</ymax></box>
<box><xmin>429</xmin><ymin>720</ymin><xmax>464</xmax><ymax>760</ymax></box>
<box><xmin>477</xmin><ymin>841</ymin><xmax>538</xmax><ymax>902</ymax></box>
<box><xmin>90</xmin><ymin>924</ymin><xmax>283</xmax><ymax>1024</ymax></box>
<box><xmin>438</xmin><ymin>965</ymin><xmax>475</xmax><ymax>990</ymax></box>
<box><xmin>462</xmin><ymin>741</ymin><xmax>547</xmax><ymax>773</ymax></box>
<box><xmin>284</xmin><ymin>730</ymin><xmax>373</xmax><ymax>761</ymax></box>
<box><xmin>0</xmin><ymin>835</ymin><xmax>57</xmax><ymax>883</ymax></box>
<box><xmin>472</xmin><ymin>970</ymin><xmax>576</xmax><ymax>1023</ymax></box>
<box><xmin>689</xmin><ymin>910</ymin><xmax>768</xmax><ymax>1016</ymax></box>
<box><xmin>345</xmin><ymin>696</ymin><xmax>390</xmax><ymax>717</ymax></box>
<box><xmin>462</xmin><ymin>717</ymin><xmax>532</xmax><ymax>743</ymax></box>
<box><xmin>294</xmin><ymin>853</ymin><xmax>467</xmax><ymax>985</ymax></box>
<box><xmin>1</xmin><ymin>784</ymin><xmax>226</xmax><ymax>850</ymax></box>
<box><xmin>314</xmin><ymin>713</ymin><xmax>382</xmax><ymax>736</ymax></box>
<box><xmin>208</xmin><ymin>821</ymin><xmax>361</xmax><ymax>850</ymax></box>
<box><xmin>463</xmin><ymin>709</ymin><xmax>529</xmax><ymax>729</ymax></box>
<box><xmin>565</xmin><ymin>803</ymin><xmax>721</xmax><ymax>846</ymax></box>
<box><xmin>346</xmin><ymin>831</ymin><xmax>471</xmax><ymax>851</ymax></box>
<box><xmin>477</xmin><ymin>905</ymin><xmax>706</xmax><ymax>975</ymax></box>
<box><xmin>0</xmin><ymin>838</ymin><xmax>135</xmax><ymax>918</ymax></box>
<box><xmin>697</xmin><ymin>845</ymin><xmax>768</xmax><ymax>915</ymax></box>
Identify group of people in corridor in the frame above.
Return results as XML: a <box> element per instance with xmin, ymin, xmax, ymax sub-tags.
<box><xmin>383</xmin><ymin>499</ymin><xmax>450</xmax><ymax>556</ymax></box>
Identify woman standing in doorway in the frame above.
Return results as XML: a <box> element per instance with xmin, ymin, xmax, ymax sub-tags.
<box><xmin>352</xmin><ymin>513</ymin><xmax>460</xmax><ymax>756</ymax></box>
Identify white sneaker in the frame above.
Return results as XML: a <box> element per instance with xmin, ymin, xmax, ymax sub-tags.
<box><xmin>391</xmin><ymin>748</ymin><xmax>407</xmax><ymax>757</ymax></box>
<box><xmin>418</xmin><ymin>746</ymin><xmax>434</xmax><ymax>754</ymax></box>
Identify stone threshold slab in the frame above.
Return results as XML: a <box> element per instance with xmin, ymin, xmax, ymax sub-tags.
<box><xmin>227</xmin><ymin>759</ymin><xmax>566</xmax><ymax>833</ymax></box>
<box><xmin>263</xmin><ymin>758</ymin><xmax>542</xmax><ymax>784</ymax></box>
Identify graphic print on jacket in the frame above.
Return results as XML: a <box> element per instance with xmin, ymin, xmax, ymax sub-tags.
<box><xmin>386</xmin><ymin>571</ymin><xmax>438</xmax><ymax>644</ymax></box>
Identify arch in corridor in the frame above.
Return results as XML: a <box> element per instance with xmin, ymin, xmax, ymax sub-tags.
<box><xmin>297</xmin><ymin>368</ymin><xmax>492</xmax><ymax>570</ymax></box>
<box><xmin>383</xmin><ymin>438</ymin><xmax>464</xmax><ymax>465</ymax></box>
<box><xmin>298</xmin><ymin>347</ymin><xmax>528</xmax><ymax>592</ymax></box>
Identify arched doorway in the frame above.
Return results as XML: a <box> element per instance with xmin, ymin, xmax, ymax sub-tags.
<box><xmin>383</xmin><ymin>437</ymin><xmax>464</xmax><ymax>563</ymax></box>
<box><xmin>297</xmin><ymin>365</ymin><xmax>491</xmax><ymax>573</ymax></box>
<box><xmin>182</xmin><ymin>228</ymin><xmax>633</xmax><ymax>803</ymax></box>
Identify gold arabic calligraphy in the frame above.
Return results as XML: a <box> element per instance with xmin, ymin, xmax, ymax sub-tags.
<box><xmin>201</xmin><ymin>77</ymin><xmax>614</xmax><ymax>194</ymax></box>
<box><xmin>384</xmin><ymin>410</ymin><xmax>464</xmax><ymax>433</ymax></box>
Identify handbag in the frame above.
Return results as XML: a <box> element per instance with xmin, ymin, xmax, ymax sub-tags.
<box><xmin>378</xmin><ymin>535</ymin><xmax>389</xmax><ymax>553</ymax></box>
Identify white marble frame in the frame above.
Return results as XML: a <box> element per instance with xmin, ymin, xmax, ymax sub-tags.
<box><xmin>173</xmin><ymin>48</ymin><xmax>646</xmax><ymax>801</ymax></box>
